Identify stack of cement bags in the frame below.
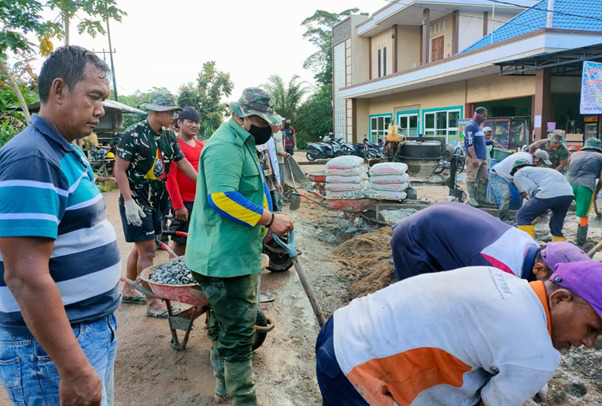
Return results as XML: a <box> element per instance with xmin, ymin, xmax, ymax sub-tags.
<box><xmin>325</xmin><ymin>156</ymin><xmax>368</xmax><ymax>197</ymax></box>
<box><xmin>369</xmin><ymin>163</ymin><xmax>410</xmax><ymax>201</ymax></box>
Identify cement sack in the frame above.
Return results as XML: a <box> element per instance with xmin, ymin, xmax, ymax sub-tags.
<box><xmin>372</xmin><ymin>190</ymin><xmax>407</xmax><ymax>201</ymax></box>
<box><xmin>325</xmin><ymin>155</ymin><xmax>364</xmax><ymax>170</ymax></box>
<box><xmin>326</xmin><ymin>190</ymin><xmax>358</xmax><ymax>198</ymax></box>
<box><xmin>325</xmin><ymin>182</ymin><xmax>367</xmax><ymax>192</ymax></box>
<box><xmin>369</xmin><ymin>162</ymin><xmax>408</xmax><ymax>176</ymax></box>
<box><xmin>369</xmin><ymin>182</ymin><xmax>409</xmax><ymax>192</ymax></box>
<box><xmin>326</xmin><ymin>174</ymin><xmax>367</xmax><ymax>184</ymax></box>
<box><xmin>325</xmin><ymin>166</ymin><xmax>367</xmax><ymax>176</ymax></box>
<box><xmin>369</xmin><ymin>174</ymin><xmax>409</xmax><ymax>184</ymax></box>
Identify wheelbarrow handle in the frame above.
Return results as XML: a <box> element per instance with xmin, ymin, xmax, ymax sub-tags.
<box><xmin>272</xmin><ymin>230</ymin><xmax>298</xmax><ymax>258</ymax></box>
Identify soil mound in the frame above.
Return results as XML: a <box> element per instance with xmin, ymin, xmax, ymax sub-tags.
<box><xmin>334</xmin><ymin>227</ymin><xmax>395</xmax><ymax>301</ymax></box>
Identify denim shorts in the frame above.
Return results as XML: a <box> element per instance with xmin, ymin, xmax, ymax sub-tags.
<box><xmin>0</xmin><ymin>314</ymin><xmax>117</xmax><ymax>406</ymax></box>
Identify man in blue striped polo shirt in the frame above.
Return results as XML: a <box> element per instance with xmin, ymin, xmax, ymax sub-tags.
<box><xmin>0</xmin><ymin>46</ymin><xmax>120</xmax><ymax>405</ymax></box>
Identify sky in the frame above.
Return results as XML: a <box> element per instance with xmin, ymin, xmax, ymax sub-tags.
<box><xmin>38</xmin><ymin>0</ymin><xmax>388</xmax><ymax>100</ymax></box>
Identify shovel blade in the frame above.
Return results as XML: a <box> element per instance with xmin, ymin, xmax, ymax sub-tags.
<box><xmin>290</xmin><ymin>193</ymin><xmax>301</xmax><ymax>210</ymax></box>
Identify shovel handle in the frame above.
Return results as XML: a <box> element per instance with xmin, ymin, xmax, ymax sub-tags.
<box><xmin>292</xmin><ymin>258</ymin><xmax>326</xmax><ymax>327</ymax></box>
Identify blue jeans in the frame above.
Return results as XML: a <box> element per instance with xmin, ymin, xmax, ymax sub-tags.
<box><xmin>316</xmin><ymin>317</ymin><xmax>367</xmax><ymax>405</ymax></box>
<box><xmin>516</xmin><ymin>195</ymin><xmax>574</xmax><ymax>237</ymax></box>
<box><xmin>0</xmin><ymin>314</ymin><xmax>117</xmax><ymax>406</ymax></box>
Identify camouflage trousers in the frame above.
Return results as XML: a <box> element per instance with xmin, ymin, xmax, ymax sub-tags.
<box><xmin>192</xmin><ymin>273</ymin><xmax>258</xmax><ymax>362</ymax></box>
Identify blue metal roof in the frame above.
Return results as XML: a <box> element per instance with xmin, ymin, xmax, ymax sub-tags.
<box><xmin>463</xmin><ymin>0</ymin><xmax>602</xmax><ymax>53</ymax></box>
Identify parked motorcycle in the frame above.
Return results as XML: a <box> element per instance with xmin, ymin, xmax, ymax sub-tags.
<box><xmin>306</xmin><ymin>135</ymin><xmax>346</xmax><ymax>161</ymax></box>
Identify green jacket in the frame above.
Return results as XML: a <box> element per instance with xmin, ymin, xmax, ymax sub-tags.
<box><xmin>186</xmin><ymin>118</ymin><xmax>266</xmax><ymax>278</ymax></box>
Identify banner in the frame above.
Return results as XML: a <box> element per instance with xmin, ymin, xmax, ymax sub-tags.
<box><xmin>580</xmin><ymin>61</ymin><xmax>602</xmax><ymax>114</ymax></box>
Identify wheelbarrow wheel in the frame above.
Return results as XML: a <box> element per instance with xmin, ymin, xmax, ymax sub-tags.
<box><xmin>253</xmin><ymin>309</ymin><xmax>274</xmax><ymax>350</ymax></box>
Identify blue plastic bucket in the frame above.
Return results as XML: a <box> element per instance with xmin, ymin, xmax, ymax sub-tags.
<box><xmin>489</xmin><ymin>159</ymin><xmax>523</xmax><ymax>210</ymax></box>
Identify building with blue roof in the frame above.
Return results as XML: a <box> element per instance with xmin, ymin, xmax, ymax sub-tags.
<box><xmin>332</xmin><ymin>0</ymin><xmax>602</xmax><ymax>148</ymax></box>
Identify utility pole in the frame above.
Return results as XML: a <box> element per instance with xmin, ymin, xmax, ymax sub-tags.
<box><xmin>105</xmin><ymin>16</ymin><xmax>118</xmax><ymax>102</ymax></box>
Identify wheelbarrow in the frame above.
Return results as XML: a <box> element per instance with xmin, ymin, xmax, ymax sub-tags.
<box><xmin>138</xmin><ymin>257</ymin><xmax>275</xmax><ymax>351</ymax></box>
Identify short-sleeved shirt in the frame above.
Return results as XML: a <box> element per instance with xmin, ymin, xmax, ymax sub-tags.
<box><xmin>567</xmin><ymin>149</ymin><xmax>602</xmax><ymax>192</ymax></box>
<box><xmin>464</xmin><ymin>121</ymin><xmax>487</xmax><ymax>160</ymax></box>
<box><xmin>332</xmin><ymin>267</ymin><xmax>559</xmax><ymax>406</ymax></box>
<box><xmin>186</xmin><ymin>118</ymin><xmax>267</xmax><ymax>278</ymax></box>
<box><xmin>513</xmin><ymin>167</ymin><xmax>573</xmax><ymax>199</ymax></box>
<box><xmin>0</xmin><ymin>115</ymin><xmax>121</xmax><ymax>336</ymax></box>
<box><xmin>116</xmin><ymin>120</ymin><xmax>183</xmax><ymax>210</ymax></box>
<box><xmin>491</xmin><ymin>152</ymin><xmax>533</xmax><ymax>182</ymax></box>
<box><xmin>533</xmin><ymin>139</ymin><xmax>569</xmax><ymax>168</ymax></box>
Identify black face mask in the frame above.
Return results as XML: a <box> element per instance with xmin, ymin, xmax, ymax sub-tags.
<box><xmin>249</xmin><ymin>124</ymin><xmax>272</xmax><ymax>145</ymax></box>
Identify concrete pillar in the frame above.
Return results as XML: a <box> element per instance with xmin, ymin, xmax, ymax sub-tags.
<box><xmin>422</xmin><ymin>8</ymin><xmax>430</xmax><ymax>65</ymax></box>
<box><xmin>533</xmin><ymin>68</ymin><xmax>552</xmax><ymax>140</ymax></box>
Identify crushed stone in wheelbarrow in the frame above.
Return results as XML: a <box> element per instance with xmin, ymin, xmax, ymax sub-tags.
<box><xmin>149</xmin><ymin>257</ymin><xmax>194</xmax><ymax>285</ymax></box>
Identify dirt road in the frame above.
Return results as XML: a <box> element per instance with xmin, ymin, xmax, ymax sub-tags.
<box><xmin>2</xmin><ymin>180</ymin><xmax>601</xmax><ymax>405</ymax></box>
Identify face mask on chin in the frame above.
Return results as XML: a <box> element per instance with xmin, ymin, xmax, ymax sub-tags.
<box><xmin>249</xmin><ymin>124</ymin><xmax>272</xmax><ymax>145</ymax></box>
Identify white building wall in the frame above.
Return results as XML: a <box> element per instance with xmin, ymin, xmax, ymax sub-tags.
<box><xmin>458</xmin><ymin>12</ymin><xmax>486</xmax><ymax>51</ymax></box>
<box><xmin>333</xmin><ymin>42</ymin><xmax>347</xmax><ymax>140</ymax></box>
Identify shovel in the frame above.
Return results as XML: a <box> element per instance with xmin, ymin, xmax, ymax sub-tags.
<box><xmin>273</xmin><ymin>231</ymin><xmax>326</xmax><ymax>326</ymax></box>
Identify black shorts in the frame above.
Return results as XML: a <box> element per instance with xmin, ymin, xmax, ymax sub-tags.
<box><xmin>119</xmin><ymin>202</ymin><xmax>162</xmax><ymax>243</ymax></box>
<box><xmin>285</xmin><ymin>146</ymin><xmax>294</xmax><ymax>155</ymax></box>
<box><xmin>168</xmin><ymin>201</ymin><xmax>193</xmax><ymax>245</ymax></box>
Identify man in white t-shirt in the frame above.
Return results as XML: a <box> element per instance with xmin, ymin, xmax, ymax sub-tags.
<box><xmin>488</xmin><ymin>149</ymin><xmax>551</xmax><ymax>221</ymax></box>
<box><xmin>316</xmin><ymin>261</ymin><xmax>602</xmax><ymax>406</ymax></box>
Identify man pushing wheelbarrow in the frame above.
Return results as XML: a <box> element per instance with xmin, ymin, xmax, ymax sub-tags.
<box><xmin>186</xmin><ymin>88</ymin><xmax>294</xmax><ymax>405</ymax></box>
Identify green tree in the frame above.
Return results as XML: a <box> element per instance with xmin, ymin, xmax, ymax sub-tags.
<box><xmin>293</xmin><ymin>84</ymin><xmax>333</xmax><ymax>148</ymax></box>
<box><xmin>177</xmin><ymin>61</ymin><xmax>234</xmax><ymax>138</ymax></box>
<box><xmin>301</xmin><ymin>8</ymin><xmax>365</xmax><ymax>86</ymax></box>
<box><xmin>0</xmin><ymin>0</ymin><xmax>59</xmax><ymax>119</ymax></box>
<box><xmin>0</xmin><ymin>56</ymin><xmax>39</xmax><ymax>146</ymax></box>
<box><xmin>47</xmin><ymin>0</ymin><xmax>126</xmax><ymax>46</ymax></box>
<box><xmin>262</xmin><ymin>74</ymin><xmax>309</xmax><ymax>120</ymax></box>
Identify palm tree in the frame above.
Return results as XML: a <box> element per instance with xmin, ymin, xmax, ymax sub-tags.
<box><xmin>262</xmin><ymin>74</ymin><xmax>309</xmax><ymax>120</ymax></box>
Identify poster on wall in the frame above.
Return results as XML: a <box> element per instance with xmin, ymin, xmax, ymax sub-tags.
<box><xmin>580</xmin><ymin>61</ymin><xmax>602</xmax><ymax>115</ymax></box>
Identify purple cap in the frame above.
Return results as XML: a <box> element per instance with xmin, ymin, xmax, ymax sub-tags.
<box><xmin>540</xmin><ymin>242</ymin><xmax>590</xmax><ymax>270</ymax></box>
<box><xmin>550</xmin><ymin>261</ymin><xmax>602</xmax><ymax>319</ymax></box>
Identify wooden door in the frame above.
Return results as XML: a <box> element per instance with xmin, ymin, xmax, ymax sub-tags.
<box><xmin>431</xmin><ymin>36</ymin><xmax>444</xmax><ymax>62</ymax></box>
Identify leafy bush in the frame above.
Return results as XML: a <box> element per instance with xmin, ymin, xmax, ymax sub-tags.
<box><xmin>294</xmin><ymin>84</ymin><xmax>332</xmax><ymax>149</ymax></box>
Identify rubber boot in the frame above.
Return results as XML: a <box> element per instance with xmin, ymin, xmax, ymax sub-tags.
<box><xmin>477</xmin><ymin>183</ymin><xmax>489</xmax><ymax>205</ymax></box>
<box><xmin>467</xmin><ymin>184</ymin><xmax>480</xmax><ymax>207</ymax></box>
<box><xmin>552</xmin><ymin>236</ymin><xmax>567</xmax><ymax>242</ymax></box>
<box><xmin>210</xmin><ymin>341</ymin><xmax>228</xmax><ymax>403</ymax></box>
<box><xmin>576</xmin><ymin>225</ymin><xmax>588</xmax><ymax>247</ymax></box>
<box><xmin>517</xmin><ymin>224</ymin><xmax>535</xmax><ymax>238</ymax></box>
<box><xmin>224</xmin><ymin>359</ymin><xmax>257</xmax><ymax>406</ymax></box>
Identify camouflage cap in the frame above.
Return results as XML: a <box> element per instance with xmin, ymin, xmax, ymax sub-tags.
<box><xmin>582</xmin><ymin>137</ymin><xmax>602</xmax><ymax>153</ymax></box>
<box><xmin>143</xmin><ymin>91</ymin><xmax>181</xmax><ymax>112</ymax></box>
<box><xmin>229</xmin><ymin>87</ymin><xmax>281</xmax><ymax>126</ymax></box>
<box><xmin>510</xmin><ymin>157</ymin><xmax>533</xmax><ymax>175</ymax></box>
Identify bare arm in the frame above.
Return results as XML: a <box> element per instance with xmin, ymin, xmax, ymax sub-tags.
<box><xmin>0</xmin><ymin>237</ymin><xmax>101</xmax><ymax>405</ymax></box>
<box><xmin>176</xmin><ymin>157</ymin><xmax>198</xmax><ymax>183</ymax></box>
<box><xmin>555</xmin><ymin>159</ymin><xmax>568</xmax><ymax>172</ymax></box>
<box><xmin>468</xmin><ymin>145</ymin><xmax>479</xmax><ymax>166</ymax></box>
<box><xmin>114</xmin><ymin>156</ymin><xmax>133</xmax><ymax>202</ymax></box>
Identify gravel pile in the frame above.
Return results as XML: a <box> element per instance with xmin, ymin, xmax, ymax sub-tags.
<box><xmin>328</xmin><ymin>190</ymin><xmax>383</xmax><ymax>199</ymax></box>
<box><xmin>149</xmin><ymin>257</ymin><xmax>195</xmax><ymax>285</ymax></box>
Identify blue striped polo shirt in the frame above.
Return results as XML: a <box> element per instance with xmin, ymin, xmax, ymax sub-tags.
<box><xmin>0</xmin><ymin>114</ymin><xmax>121</xmax><ymax>336</ymax></box>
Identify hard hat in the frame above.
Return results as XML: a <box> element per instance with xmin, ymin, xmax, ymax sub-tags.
<box><xmin>105</xmin><ymin>152</ymin><xmax>115</xmax><ymax>159</ymax></box>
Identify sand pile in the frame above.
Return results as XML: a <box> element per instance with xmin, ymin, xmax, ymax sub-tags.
<box><xmin>333</xmin><ymin>227</ymin><xmax>395</xmax><ymax>302</ymax></box>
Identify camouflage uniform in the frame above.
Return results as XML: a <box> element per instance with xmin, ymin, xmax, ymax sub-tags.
<box><xmin>116</xmin><ymin>121</ymin><xmax>183</xmax><ymax>210</ymax></box>
<box><xmin>532</xmin><ymin>138</ymin><xmax>569</xmax><ymax>170</ymax></box>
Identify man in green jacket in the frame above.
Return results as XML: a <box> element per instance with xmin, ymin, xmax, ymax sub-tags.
<box><xmin>187</xmin><ymin>88</ymin><xmax>294</xmax><ymax>405</ymax></box>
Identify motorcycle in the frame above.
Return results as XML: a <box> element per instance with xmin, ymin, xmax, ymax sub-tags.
<box><xmin>306</xmin><ymin>135</ymin><xmax>347</xmax><ymax>161</ymax></box>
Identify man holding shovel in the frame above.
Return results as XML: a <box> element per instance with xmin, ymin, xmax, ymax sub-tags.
<box><xmin>187</xmin><ymin>87</ymin><xmax>293</xmax><ymax>405</ymax></box>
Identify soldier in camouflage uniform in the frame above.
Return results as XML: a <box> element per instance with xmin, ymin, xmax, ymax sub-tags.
<box><xmin>114</xmin><ymin>91</ymin><xmax>198</xmax><ymax>317</ymax></box>
<box><xmin>186</xmin><ymin>88</ymin><xmax>294</xmax><ymax>405</ymax></box>
<box><xmin>529</xmin><ymin>130</ymin><xmax>569</xmax><ymax>172</ymax></box>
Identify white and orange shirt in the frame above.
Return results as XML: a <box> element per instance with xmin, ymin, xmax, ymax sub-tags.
<box><xmin>333</xmin><ymin>266</ymin><xmax>560</xmax><ymax>406</ymax></box>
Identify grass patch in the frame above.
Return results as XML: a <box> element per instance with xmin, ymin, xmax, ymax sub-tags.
<box><xmin>97</xmin><ymin>180</ymin><xmax>118</xmax><ymax>193</ymax></box>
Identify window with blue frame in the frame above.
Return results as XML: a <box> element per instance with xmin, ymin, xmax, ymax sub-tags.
<box><xmin>369</xmin><ymin>114</ymin><xmax>392</xmax><ymax>143</ymax></box>
<box><xmin>423</xmin><ymin>107</ymin><xmax>462</xmax><ymax>146</ymax></box>
<box><xmin>396</xmin><ymin>110</ymin><xmax>420</xmax><ymax>137</ymax></box>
